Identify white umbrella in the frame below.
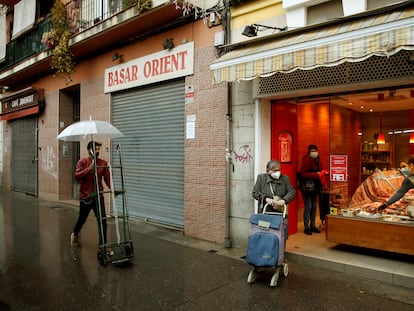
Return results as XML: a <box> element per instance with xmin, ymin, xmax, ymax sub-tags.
<box><xmin>57</xmin><ymin>119</ymin><xmax>123</xmax><ymax>142</ymax></box>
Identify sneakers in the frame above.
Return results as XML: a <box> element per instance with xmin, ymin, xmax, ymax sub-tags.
<box><xmin>304</xmin><ymin>228</ymin><xmax>312</xmax><ymax>235</ymax></box>
<box><xmin>311</xmin><ymin>227</ymin><xmax>321</xmax><ymax>233</ymax></box>
<box><xmin>70</xmin><ymin>233</ymin><xmax>80</xmax><ymax>247</ymax></box>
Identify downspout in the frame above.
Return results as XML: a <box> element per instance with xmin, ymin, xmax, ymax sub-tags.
<box><xmin>225</xmin><ymin>82</ymin><xmax>233</xmax><ymax>248</ymax></box>
<box><xmin>224</xmin><ymin>0</ymin><xmax>232</xmax><ymax>248</ymax></box>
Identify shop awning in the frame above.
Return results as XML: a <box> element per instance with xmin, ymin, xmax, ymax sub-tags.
<box><xmin>0</xmin><ymin>87</ymin><xmax>44</xmax><ymax>121</ymax></box>
<box><xmin>0</xmin><ymin>105</ymin><xmax>39</xmax><ymax>121</ymax></box>
<box><xmin>210</xmin><ymin>6</ymin><xmax>414</xmax><ymax>84</ymax></box>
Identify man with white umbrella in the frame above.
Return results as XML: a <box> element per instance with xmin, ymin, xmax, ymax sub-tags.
<box><xmin>70</xmin><ymin>141</ymin><xmax>111</xmax><ymax>247</ymax></box>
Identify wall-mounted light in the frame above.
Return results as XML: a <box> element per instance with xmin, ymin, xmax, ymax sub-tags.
<box><xmin>242</xmin><ymin>24</ymin><xmax>287</xmax><ymax>37</ymax></box>
<box><xmin>112</xmin><ymin>52</ymin><xmax>123</xmax><ymax>62</ymax></box>
<box><xmin>162</xmin><ymin>38</ymin><xmax>174</xmax><ymax>50</ymax></box>
<box><xmin>242</xmin><ymin>25</ymin><xmax>257</xmax><ymax>37</ymax></box>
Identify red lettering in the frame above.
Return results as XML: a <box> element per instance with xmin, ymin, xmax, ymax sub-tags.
<box><xmin>152</xmin><ymin>59</ymin><xmax>160</xmax><ymax>76</ymax></box>
<box><xmin>143</xmin><ymin>61</ymin><xmax>151</xmax><ymax>78</ymax></box>
<box><xmin>171</xmin><ymin>54</ymin><xmax>179</xmax><ymax>71</ymax></box>
<box><xmin>113</xmin><ymin>71</ymin><xmax>119</xmax><ymax>85</ymax></box>
<box><xmin>163</xmin><ymin>56</ymin><xmax>171</xmax><ymax>74</ymax></box>
<box><xmin>108</xmin><ymin>72</ymin><xmax>113</xmax><ymax>86</ymax></box>
<box><xmin>119</xmin><ymin>68</ymin><xmax>125</xmax><ymax>83</ymax></box>
<box><xmin>131</xmin><ymin>65</ymin><xmax>138</xmax><ymax>81</ymax></box>
<box><xmin>124</xmin><ymin>68</ymin><xmax>130</xmax><ymax>82</ymax></box>
<box><xmin>139</xmin><ymin>50</ymin><xmax>189</xmax><ymax>80</ymax></box>
<box><xmin>179</xmin><ymin>51</ymin><xmax>187</xmax><ymax>69</ymax></box>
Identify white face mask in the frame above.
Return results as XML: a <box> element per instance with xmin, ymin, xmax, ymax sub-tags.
<box><xmin>271</xmin><ymin>171</ymin><xmax>281</xmax><ymax>179</ymax></box>
<box><xmin>310</xmin><ymin>151</ymin><xmax>318</xmax><ymax>159</ymax></box>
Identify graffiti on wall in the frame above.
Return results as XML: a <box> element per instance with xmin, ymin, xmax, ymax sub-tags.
<box><xmin>233</xmin><ymin>145</ymin><xmax>253</xmax><ymax>163</ymax></box>
<box><xmin>41</xmin><ymin>146</ymin><xmax>58</xmax><ymax>179</ymax></box>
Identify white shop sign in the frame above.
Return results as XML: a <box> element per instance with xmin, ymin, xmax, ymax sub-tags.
<box><xmin>104</xmin><ymin>42</ymin><xmax>194</xmax><ymax>93</ymax></box>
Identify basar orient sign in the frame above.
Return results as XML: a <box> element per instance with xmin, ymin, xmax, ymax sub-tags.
<box><xmin>104</xmin><ymin>42</ymin><xmax>194</xmax><ymax>93</ymax></box>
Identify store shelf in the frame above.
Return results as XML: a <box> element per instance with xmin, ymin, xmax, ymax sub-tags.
<box><xmin>360</xmin><ymin>143</ymin><xmax>392</xmax><ymax>182</ymax></box>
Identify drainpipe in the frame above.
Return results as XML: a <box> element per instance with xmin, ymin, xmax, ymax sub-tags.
<box><xmin>224</xmin><ymin>0</ymin><xmax>233</xmax><ymax>248</ymax></box>
<box><xmin>225</xmin><ymin>84</ymin><xmax>233</xmax><ymax>248</ymax></box>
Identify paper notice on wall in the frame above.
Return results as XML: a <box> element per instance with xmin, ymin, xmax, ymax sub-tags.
<box><xmin>186</xmin><ymin>115</ymin><xmax>196</xmax><ymax>139</ymax></box>
<box><xmin>330</xmin><ymin>154</ymin><xmax>348</xmax><ymax>182</ymax></box>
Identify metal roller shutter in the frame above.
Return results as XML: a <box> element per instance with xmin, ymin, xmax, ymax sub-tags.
<box><xmin>11</xmin><ymin>116</ymin><xmax>38</xmax><ymax>196</ymax></box>
<box><xmin>111</xmin><ymin>80</ymin><xmax>185</xmax><ymax>228</ymax></box>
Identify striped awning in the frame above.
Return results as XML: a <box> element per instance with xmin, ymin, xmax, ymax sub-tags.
<box><xmin>210</xmin><ymin>6</ymin><xmax>414</xmax><ymax>84</ymax></box>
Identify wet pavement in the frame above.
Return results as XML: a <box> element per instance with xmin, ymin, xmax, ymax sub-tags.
<box><xmin>0</xmin><ymin>189</ymin><xmax>413</xmax><ymax>311</ymax></box>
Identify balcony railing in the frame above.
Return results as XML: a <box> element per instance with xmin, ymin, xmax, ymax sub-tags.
<box><xmin>0</xmin><ymin>0</ymin><xmax>129</xmax><ymax>72</ymax></box>
<box><xmin>0</xmin><ymin>18</ymin><xmax>51</xmax><ymax>72</ymax></box>
<box><xmin>66</xmin><ymin>0</ymin><xmax>125</xmax><ymax>33</ymax></box>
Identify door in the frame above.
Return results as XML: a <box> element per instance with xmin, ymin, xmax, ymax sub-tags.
<box><xmin>271</xmin><ymin>102</ymin><xmax>298</xmax><ymax>234</ymax></box>
<box><xmin>11</xmin><ymin>116</ymin><xmax>38</xmax><ymax>196</ymax></box>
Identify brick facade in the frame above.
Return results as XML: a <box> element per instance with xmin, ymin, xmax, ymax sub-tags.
<box><xmin>184</xmin><ymin>46</ymin><xmax>228</xmax><ymax>243</ymax></box>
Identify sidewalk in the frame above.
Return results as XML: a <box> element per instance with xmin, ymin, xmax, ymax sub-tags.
<box><xmin>128</xmin><ymin>216</ymin><xmax>414</xmax><ymax>290</ymax></box>
<box><xmin>9</xmin><ymin>190</ymin><xmax>414</xmax><ymax>290</ymax></box>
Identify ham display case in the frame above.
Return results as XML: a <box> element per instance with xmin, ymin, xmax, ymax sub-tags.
<box><xmin>326</xmin><ymin>168</ymin><xmax>414</xmax><ymax>256</ymax></box>
<box><xmin>326</xmin><ymin>215</ymin><xmax>414</xmax><ymax>255</ymax></box>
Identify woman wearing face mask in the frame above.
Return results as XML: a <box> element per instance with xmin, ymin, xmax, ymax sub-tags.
<box><xmin>252</xmin><ymin>160</ymin><xmax>296</xmax><ymax>213</ymax></box>
<box><xmin>378</xmin><ymin>156</ymin><xmax>414</xmax><ymax>211</ymax></box>
<box><xmin>300</xmin><ymin>144</ymin><xmax>323</xmax><ymax>235</ymax></box>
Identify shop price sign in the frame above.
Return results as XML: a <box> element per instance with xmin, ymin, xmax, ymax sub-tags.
<box><xmin>330</xmin><ymin>155</ymin><xmax>348</xmax><ymax>182</ymax></box>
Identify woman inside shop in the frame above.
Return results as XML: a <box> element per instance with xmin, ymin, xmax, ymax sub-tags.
<box><xmin>379</xmin><ymin>156</ymin><xmax>414</xmax><ymax>211</ymax></box>
<box><xmin>300</xmin><ymin>144</ymin><xmax>323</xmax><ymax>235</ymax></box>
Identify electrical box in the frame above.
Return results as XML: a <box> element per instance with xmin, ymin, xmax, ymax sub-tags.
<box><xmin>214</xmin><ymin>31</ymin><xmax>224</xmax><ymax>47</ymax></box>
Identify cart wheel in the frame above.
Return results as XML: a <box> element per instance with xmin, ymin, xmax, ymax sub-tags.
<box><xmin>283</xmin><ymin>263</ymin><xmax>289</xmax><ymax>277</ymax></box>
<box><xmin>125</xmin><ymin>245</ymin><xmax>132</xmax><ymax>256</ymax></box>
<box><xmin>270</xmin><ymin>269</ymin><xmax>280</xmax><ymax>287</ymax></box>
<box><xmin>97</xmin><ymin>250</ymin><xmax>107</xmax><ymax>266</ymax></box>
<box><xmin>247</xmin><ymin>269</ymin><xmax>256</xmax><ymax>284</ymax></box>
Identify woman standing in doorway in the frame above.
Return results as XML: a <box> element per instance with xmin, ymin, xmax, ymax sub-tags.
<box><xmin>300</xmin><ymin>144</ymin><xmax>323</xmax><ymax>235</ymax></box>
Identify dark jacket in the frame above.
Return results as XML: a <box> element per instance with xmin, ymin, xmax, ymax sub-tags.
<box><xmin>252</xmin><ymin>173</ymin><xmax>296</xmax><ymax>207</ymax></box>
<box><xmin>300</xmin><ymin>154</ymin><xmax>322</xmax><ymax>180</ymax></box>
<box><xmin>384</xmin><ymin>175</ymin><xmax>414</xmax><ymax>207</ymax></box>
<box><xmin>300</xmin><ymin>154</ymin><xmax>322</xmax><ymax>194</ymax></box>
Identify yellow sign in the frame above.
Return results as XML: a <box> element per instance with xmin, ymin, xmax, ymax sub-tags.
<box><xmin>330</xmin><ymin>207</ymin><xmax>338</xmax><ymax>215</ymax></box>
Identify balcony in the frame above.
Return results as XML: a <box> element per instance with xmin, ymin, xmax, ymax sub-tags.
<box><xmin>0</xmin><ymin>0</ymin><xmax>190</xmax><ymax>89</ymax></box>
<box><xmin>0</xmin><ymin>18</ymin><xmax>51</xmax><ymax>72</ymax></box>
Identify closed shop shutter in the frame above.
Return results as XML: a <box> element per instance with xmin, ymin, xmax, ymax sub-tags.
<box><xmin>111</xmin><ymin>80</ymin><xmax>185</xmax><ymax>228</ymax></box>
<box><xmin>11</xmin><ymin>116</ymin><xmax>38</xmax><ymax>196</ymax></box>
